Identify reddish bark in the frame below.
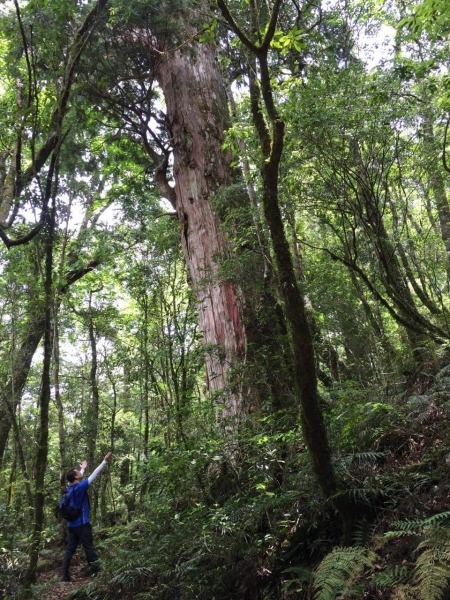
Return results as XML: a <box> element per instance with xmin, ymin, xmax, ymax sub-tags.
<box><xmin>155</xmin><ymin>32</ymin><xmax>246</xmax><ymax>413</ymax></box>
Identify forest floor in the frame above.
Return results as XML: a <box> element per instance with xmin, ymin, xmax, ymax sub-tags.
<box><xmin>37</xmin><ymin>555</ymin><xmax>95</xmax><ymax>600</ymax></box>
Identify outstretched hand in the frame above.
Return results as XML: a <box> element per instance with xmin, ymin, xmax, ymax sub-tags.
<box><xmin>104</xmin><ymin>452</ymin><xmax>113</xmax><ymax>463</ymax></box>
<box><xmin>80</xmin><ymin>460</ymin><xmax>88</xmax><ymax>470</ymax></box>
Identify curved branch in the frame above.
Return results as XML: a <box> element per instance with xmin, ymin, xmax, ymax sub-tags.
<box><xmin>0</xmin><ymin>222</ymin><xmax>44</xmax><ymax>249</ymax></box>
<box><xmin>248</xmin><ymin>60</ymin><xmax>271</xmax><ymax>157</ymax></box>
<box><xmin>304</xmin><ymin>240</ymin><xmax>448</xmax><ymax>342</ymax></box>
<box><xmin>17</xmin><ymin>0</ymin><xmax>109</xmax><ymax>194</ymax></box>
<box><xmin>216</xmin><ymin>0</ymin><xmax>260</xmax><ymax>55</ymax></box>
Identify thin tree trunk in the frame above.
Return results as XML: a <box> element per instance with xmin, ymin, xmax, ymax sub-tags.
<box><xmin>0</xmin><ymin>313</ymin><xmax>47</xmax><ymax>469</ymax></box>
<box><xmin>421</xmin><ymin>106</ymin><xmax>450</xmax><ymax>283</ymax></box>
<box><xmin>217</xmin><ymin>0</ymin><xmax>354</xmax><ymax>537</ymax></box>
<box><xmin>349</xmin><ymin>140</ymin><xmax>445</xmax><ymax>346</ymax></box>
<box><xmin>5</xmin><ymin>396</ymin><xmax>33</xmax><ymax>507</ymax></box>
<box><xmin>23</xmin><ymin>169</ymin><xmax>56</xmax><ymax>593</ymax></box>
<box><xmin>0</xmin><ymin>257</ymin><xmax>103</xmax><ymax>471</ymax></box>
<box><xmin>87</xmin><ymin>293</ymin><xmax>100</xmax><ymax>469</ymax></box>
<box><xmin>53</xmin><ymin>317</ymin><xmax>66</xmax><ymax>492</ymax></box>
<box><xmin>86</xmin><ymin>293</ymin><xmax>100</xmax><ymax>521</ymax></box>
<box><xmin>8</xmin><ymin>457</ymin><xmax>17</xmax><ymax>506</ymax></box>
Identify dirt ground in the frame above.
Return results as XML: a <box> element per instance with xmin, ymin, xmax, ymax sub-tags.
<box><xmin>37</xmin><ymin>554</ymin><xmax>96</xmax><ymax>600</ymax></box>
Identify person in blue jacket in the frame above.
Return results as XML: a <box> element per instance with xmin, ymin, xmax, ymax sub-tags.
<box><xmin>61</xmin><ymin>452</ymin><xmax>113</xmax><ymax>582</ymax></box>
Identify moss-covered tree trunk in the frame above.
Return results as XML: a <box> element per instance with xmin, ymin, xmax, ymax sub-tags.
<box><xmin>22</xmin><ymin>176</ymin><xmax>56</xmax><ymax>594</ymax></box>
<box><xmin>217</xmin><ymin>0</ymin><xmax>355</xmax><ymax>536</ymax></box>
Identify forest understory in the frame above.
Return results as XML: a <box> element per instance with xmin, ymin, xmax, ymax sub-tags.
<box><xmin>4</xmin><ymin>358</ymin><xmax>450</xmax><ymax>600</ymax></box>
<box><xmin>1</xmin><ymin>0</ymin><xmax>450</xmax><ymax>598</ymax></box>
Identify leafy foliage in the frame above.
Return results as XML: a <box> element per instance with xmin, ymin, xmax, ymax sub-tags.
<box><xmin>1</xmin><ymin>0</ymin><xmax>450</xmax><ymax>598</ymax></box>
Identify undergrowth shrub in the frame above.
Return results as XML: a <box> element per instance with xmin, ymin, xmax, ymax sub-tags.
<box><xmin>0</xmin><ymin>504</ymin><xmax>27</xmax><ymax>599</ymax></box>
<box><xmin>292</xmin><ymin>511</ymin><xmax>450</xmax><ymax>600</ymax></box>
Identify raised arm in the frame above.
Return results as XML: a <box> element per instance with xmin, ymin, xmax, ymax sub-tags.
<box><xmin>87</xmin><ymin>452</ymin><xmax>113</xmax><ymax>484</ymax></box>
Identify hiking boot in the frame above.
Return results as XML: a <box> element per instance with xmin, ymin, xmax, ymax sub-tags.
<box><xmin>62</xmin><ymin>557</ymin><xmax>72</xmax><ymax>582</ymax></box>
<box><xmin>89</xmin><ymin>560</ymin><xmax>100</xmax><ymax>576</ymax></box>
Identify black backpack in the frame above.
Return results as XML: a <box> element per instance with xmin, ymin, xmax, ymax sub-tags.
<box><xmin>56</xmin><ymin>486</ymin><xmax>81</xmax><ymax>522</ymax></box>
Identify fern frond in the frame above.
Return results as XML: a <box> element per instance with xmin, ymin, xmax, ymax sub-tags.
<box><xmin>350</xmin><ymin>451</ymin><xmax>387</xmax><ymax>465</ymax></box>
<box><xmin>422</xmin><ymin>511</ymin><xmax>450</xmax><ymax>527</ymax></box>
<box><xmin>372</xmin><ymin>563</ymin><xmax>409</xmax><ymax>586</ymax></box>
<box><xmin>313</xmin><ymin>546</ymin><xmax>376</xmax><ymax>600</ymax></box>
<box><xmin>282</xmin><ymin>565</ymin><xmax>313</xmax><ymax>583</ymax></box>
<box><xmin>328</xmin><ymin>487</ymin><xmax>372</xmax><ymax>505</ymax></box>
<box><xmin>390</xmin><ymin>511</ymin><xmax>450</xmax><ymax>535</ymax></box>
<box><xmin>414</xmin><ymin>558</ymin><xmax>449</xmax><ymax>600</ymax></box>
<box><xmin>384</xmin><ymin>530</ymin><xmax>413</xmax><ymax>539</ymax></box>
<box><xmin>110</xmin><ymin>566</ymin><xmax>153</xmax><ymax>588</ymax></box>
<box><xmin>353</xmin><ymin>520</ymin><xmax>377</xmax><ymax>547</ymax></box>
<box><xmin>413</xmin><ymin>529</ymin><xmax>450</xmax><ymax>600</ymax></box>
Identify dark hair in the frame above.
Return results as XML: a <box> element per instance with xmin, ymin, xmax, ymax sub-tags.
<box><xmin>67</xmin><ymin>469</ymin><xmax>77</xmax><ymax>483</ymax></box>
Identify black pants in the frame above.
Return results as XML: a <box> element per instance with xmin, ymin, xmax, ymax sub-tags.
<box><xmin>63</xmin><ymin>523</ymin><xmax>99</xmax><ymax>574</ymax></box>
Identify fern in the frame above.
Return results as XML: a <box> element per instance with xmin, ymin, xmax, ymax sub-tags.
<box><xmin>313</xmin><ymin>546</ymin><xmax>376</xmax><ymax>600</ymax></box>
<box><xmin>281</xmin><ymin>566</ymin><xmax>314</xmax><ymax>595</ymax></box>
<box><xmin>422</xmin><ymin>512</ymin><xmax>450</xmax><ymax>527</ymax></box>
<box><xmin>348</xmin><ymin>451</ymin><xmax>387</xmax><ymax>465</ymax></box>
<box><xmin>328</xmin><ymin>487</ymin><xmax>373</xmax><ymax>505</ymax></box>
<box><xmin>353</xmin><ymin>520</ymin><xmax>377</xmax><ymax>547</ymax></box>
<box><xmin>65</xmin><ymin>583</ymin><xmax>96</xmax><ymax>599</ymax></box>
<box><xmin>372</xmin><ymin>564</ymin><xmax>409</xmax><ymax>586</ymax></box>
<box><xmin>381</xmin><ymin>511</ymin><xmax>450</xmax><ymax>600</ymax></box>
<box><xmin>111</xmin><ymin>565</ymin><xmax>153</xmax><ymax>586</ymax></box>
<box><xmin>282</xmin><ymin>565</ymin><xmax>313</xmax><ymax>582</ymax></box>
<box><xmin>413</xmin><ymin>528</ymin><xmax>450</xmax><ymax>600</ymax></box>
<box><xmin>386</xmin><ymin>511</ymin><xmax>450</xmax><ymax>536</ymax></box>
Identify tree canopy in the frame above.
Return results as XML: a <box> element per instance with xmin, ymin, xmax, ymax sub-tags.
<box><xmin>1</xmin><ymin>0</ymin><xmax>450</xmax><ymax>598</ymax></box>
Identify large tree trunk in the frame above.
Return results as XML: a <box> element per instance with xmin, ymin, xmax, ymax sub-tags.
<box><xmin>154</xmin><ymin>16</ymin><xmax>246</xmax><ymax>415</ymax></box>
